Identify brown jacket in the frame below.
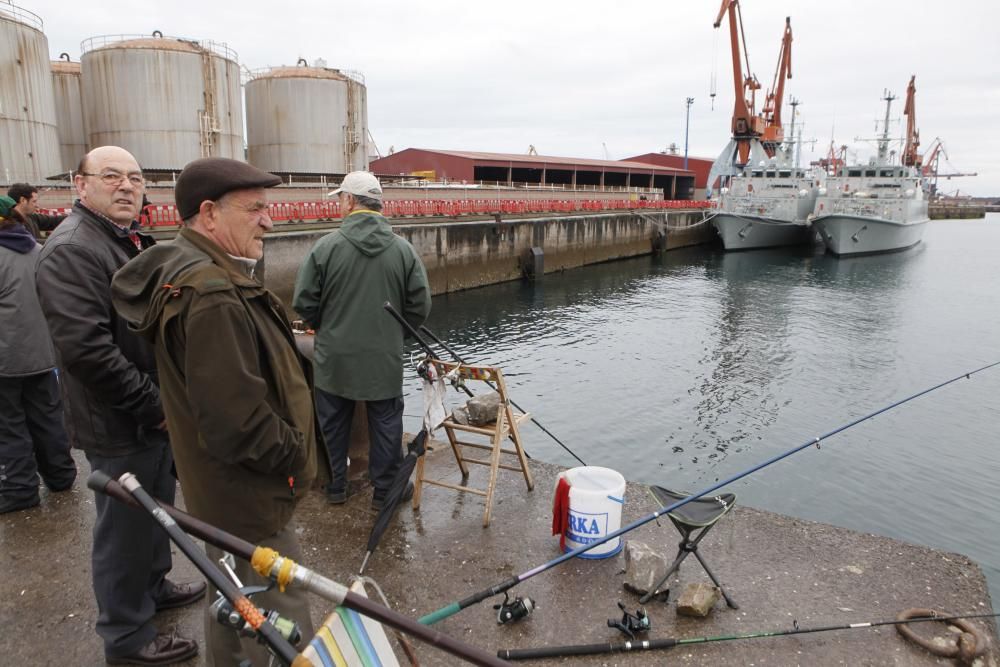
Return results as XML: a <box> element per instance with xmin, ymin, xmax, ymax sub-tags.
<box><xmin>112</xmin><ymin>228</ymin><xmax>329</xmax><ymax>542</ymax></box>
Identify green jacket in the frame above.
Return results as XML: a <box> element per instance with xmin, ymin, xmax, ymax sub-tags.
<box><xmin>293</xmin><ymin>209</ymin><xmax>431</xmax><ymax>400</ymax></box>
<box><xmin>111</xmin><ymin>228</ymin><xmax>326</xmax><ymax>543</ymax></box>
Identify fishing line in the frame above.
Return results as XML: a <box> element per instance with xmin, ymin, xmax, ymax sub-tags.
<box><xmin>418</xmin><ymin>359</ymin><xmax>1000</xmax><ymax>625</ymax></box>
<box><xmin>419</xmin><ymin>325</ymin><xmax>587</xmax><ymax>466</ymax></box>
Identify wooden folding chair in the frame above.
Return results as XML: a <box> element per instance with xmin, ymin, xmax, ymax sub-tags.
<box><xmin>413</xmin><ymin>358</ymin><xmax>533</xmax><ymax>527</ymax></box>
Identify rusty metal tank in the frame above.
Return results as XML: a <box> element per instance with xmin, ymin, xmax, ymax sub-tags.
<box><xmin>246</xmin><ymin>60</ymin><xmax>368</xmax><ymax>174</ymax></box>
<box><xmin>0</xmin><ymin>3</ymin><xmax>61</xmax><ymax>184</ymax></box>
<box><xmin>50</xmin><ymin>54</ymin><xmax>87</xmax><ymax>172</ymax></box>
<box><xmin>80</xmin><ymin>32</ymin><xmax>244</xmax><ymax>171</ymax></box>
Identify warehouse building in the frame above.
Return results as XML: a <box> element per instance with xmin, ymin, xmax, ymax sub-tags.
<box><xmin>370</xmin><ymin>148</ymin><xmax>697</xmax><ymax>199</ymax></box>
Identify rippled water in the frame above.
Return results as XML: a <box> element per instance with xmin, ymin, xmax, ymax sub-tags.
<box><xmin>399</xmin><ymin>215</ymin><xmax>1000</xmax><ymax>603</ymax></box>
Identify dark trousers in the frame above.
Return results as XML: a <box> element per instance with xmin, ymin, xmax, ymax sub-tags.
<box><xmin>0</xmin><ymin>371</ymin><xmax>76</xmax><ymax>502</ymax></box>
<box><xmin>315</xmin><ymin>389</ymin><xmax>404</xmax><ymax>495</ymax></box>
<box><xmin>86</xmin><ymin>435</ymin><xmax>176</xmax><ymax>658</ymax></box>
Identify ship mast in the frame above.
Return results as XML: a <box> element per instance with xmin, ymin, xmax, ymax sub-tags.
<box><xmin>877</xmin><ymin>89</ymin><xmax>896</xmax><ymax>164</ymax></box>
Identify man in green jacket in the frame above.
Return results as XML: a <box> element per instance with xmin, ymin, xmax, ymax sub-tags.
<box><xmin>112</xmin><ymin>158</ymin><xmax>326</xmax><ymax>666</ymax></box>
<box><xmin>293</xmin><ymin>172</ymin><xmax>431</xmax><ymax>507</ymax></box>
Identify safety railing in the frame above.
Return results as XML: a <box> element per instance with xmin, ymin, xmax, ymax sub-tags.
<box><xmin>135</xmin><ymin>199</ymin><xmax>715</xmax><ymax>229</ymax></box>
<box><xmin>80</xmin><ymin>34</ymin><xmax>238</xmax><ymax>61</ymax></box>
<box><xmin>0</xmin><ymin>2</ymin><xmax>43</xmax><ymax>30</ymax></box>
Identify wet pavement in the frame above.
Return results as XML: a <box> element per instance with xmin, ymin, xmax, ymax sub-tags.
<box><xmin>2</xmin><ymin>445</ymin><xmax>997</xmax><ymax>666</ymax></box>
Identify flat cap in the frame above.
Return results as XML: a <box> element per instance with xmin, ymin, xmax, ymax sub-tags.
<box><xmin>174</xmin><ymin>158</ymin><xmax>282</xmax><ymax>220</ymax></box>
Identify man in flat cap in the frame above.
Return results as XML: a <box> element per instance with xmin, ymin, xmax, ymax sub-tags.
<box><xmin>112</xmin><ymin>157</ymin><xmax>328</xmax><ymax>665</ymax></box>
<box><xmin>293</xmin><ymin>171</ymin><xmax>430</xmax><ymax>508</ymax></box>
<box><xmin>36</xmin><ymin>146</ymin><xmax>203</xmax><ymax>665</ymax></box>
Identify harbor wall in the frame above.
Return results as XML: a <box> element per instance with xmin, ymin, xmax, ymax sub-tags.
<box><xmin>264</xmin><ymin>210</ymin><xmax>714</xmax><ymax>300</ymax></box>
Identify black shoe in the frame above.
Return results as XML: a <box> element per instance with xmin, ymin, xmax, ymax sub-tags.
<box><xmin>106</xmin><ymin>631</ymin><xmax>198</xmax><ymax>665</ymax></box>
<box><xmin>327</xmin><ymin>486</ymin><xmax>348</xmax><ymax>505</ymax></box>
<box><xmin>155</xmin><ymin>580</ymin><xmax>206</xmax><ymax>611</ymax></box>
<box><xmin>372</xmin><ymin>481</ymin><xmax>414</xmax><ymax>511</ymax></box>
<box><xmin>0</xmin><ymin>495</ymin><xmax>40</xmax><ymax>515</ymax></box>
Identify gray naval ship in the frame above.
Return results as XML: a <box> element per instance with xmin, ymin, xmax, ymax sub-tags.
<box><xmin>810</xmin><ymin>79</ymin><xmax>930</xmax><ymax>256</ymax></box>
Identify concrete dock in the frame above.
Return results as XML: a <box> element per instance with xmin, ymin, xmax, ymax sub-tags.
<box><xmin>2</xmin><ymin>446</ymin><xmax>996</xmax><ymax>666</ymax></box>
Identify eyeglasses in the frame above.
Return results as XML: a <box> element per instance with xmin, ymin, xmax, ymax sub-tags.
<box><xmin>80</xmin><ymin>171</ymin><xmax>145</xmax><ymax>187</ymax></box>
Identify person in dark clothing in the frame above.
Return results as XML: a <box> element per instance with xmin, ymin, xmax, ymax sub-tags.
<box><xmin>35</xmin><ymin>147</ymin><xmax>202</xmax><ymax>666</ymax></box>
<box><xmin>293</xmin><ymin>171</ymin><xmax>431</xmax><ymax>508</ymax></box>
<box><xmin>0</xmin><ymin>196</ymin><xmax>76</xmax><ymax>514</ymax></box>
<box><xmin>112</xmin><ymin>157</ymin><xmax>327</xmax><ymax>666</ymax></box>
<box><xmin>7</xmin><ymin>183</ymin><xmax>67</xmax><ymax>240</ymax></box>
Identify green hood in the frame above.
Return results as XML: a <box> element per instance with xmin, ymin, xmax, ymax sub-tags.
<box><xmin>112</xmin><ymin>229</ymin><xmax>255</xmax><ymax>341</ymax></box>
<box><xmin>339</xmin><ymin>210</ymin><xmax>396</xmax><ymax>257</ymax></box>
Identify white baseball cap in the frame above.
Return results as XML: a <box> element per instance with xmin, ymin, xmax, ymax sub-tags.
<box><xmin>330</xmin><ymin>171</ymin><xmax>383</xmax><ymax>201</ymax></box>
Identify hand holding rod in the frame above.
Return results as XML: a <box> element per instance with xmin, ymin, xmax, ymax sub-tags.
<box><xmin>383</xmin><ymin>301</ymin><xmax>475</xmax><ymax>398</ymax></box>
<box><xmin>94</xmin><ymin>471</ymin><xmax>301</xmax><ymax>666</ymax></box>
<box><xmin>88</xmin><ymin>471</ymin><xmax>510</xmax><ymax>667</ymax></box>
<box><xmin>419</xmin><ymin>325</ymin><xmax>585</xmax><ymax>466</ymax></box>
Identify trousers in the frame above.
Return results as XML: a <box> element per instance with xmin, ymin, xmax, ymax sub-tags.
<box><xmin>86</xmin><ymin>434</ymin><xmax>176</xmax><ymax>657</ymax></box>
<box><xmin>315</xmin><ymin>389</ymin><xmax>404</xmax><ymax>495</ymax></box>
<box><xmin>0</xmin><ymin>371</ymin><xmax>76</xmax><ymax>503</ymax></box>
<box><xmin>204</xmin><ymin>524</ymin><xmax>314</xmax><ymax>666</ymax></box>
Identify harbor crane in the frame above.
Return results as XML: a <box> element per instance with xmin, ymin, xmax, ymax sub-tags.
<box><xmin>901</xmin><ymin>75</ymin><xmax>921</xmax><ymax>168</ymax></box>
<box><xmin>761</xmin><ymin>17</ymin><xmax>793</xmax><ymax>156</ymax></box>
<box><xmin>713</xmin><ymin>0</ymin><xmax>765</xmax><ymax>165</ymax></box>
<box><xmin>920</xmin><ymin>137</ymin><xmax>977</xmax><ymax>199</ymax></box>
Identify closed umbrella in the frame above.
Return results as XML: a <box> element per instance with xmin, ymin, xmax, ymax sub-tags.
<box><xmin>359</xmin><ymin>429</ymin><xmax>427</xmax><ymax>574</ymax></box>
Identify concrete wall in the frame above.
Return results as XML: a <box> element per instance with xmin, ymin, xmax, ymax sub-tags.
<box><xmin>264</xmin><ymin>210</ymin><xmax>714</xmax><ymax>303</ymax></box>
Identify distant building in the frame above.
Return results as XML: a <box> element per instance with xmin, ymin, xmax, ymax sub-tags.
<box><xmin>370</xmin><ymin>148</ymin><xmax>697</xmax><ymax>199</ymax></box>
<box><xmin>624</xmin><ymin>153</ymin><xmax>714</xmax><ymax>197</ymax></box>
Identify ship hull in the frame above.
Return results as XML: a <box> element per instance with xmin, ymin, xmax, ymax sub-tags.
<box><xmin>711</xmin><ymin>213</ymin><xmax>815</xmax><ymax>251</ymax></box>
<box><xmin>812</xmin><ymin>214</ymin><xmax>928</xmax><ymax>256</ymax></box>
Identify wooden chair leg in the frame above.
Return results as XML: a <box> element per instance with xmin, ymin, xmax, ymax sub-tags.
<box><xmin>482</xmin><ymin>414</ymin><xmax>506</xmax><ymax>528</ymax></box>
<box><xmin>506</xmin><ymin>405</ymin><xmax>534</xmax><ymax>491</ymax></box>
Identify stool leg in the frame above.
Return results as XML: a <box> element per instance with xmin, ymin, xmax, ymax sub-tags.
<box><xmin>692</xmin><ymin>550</ymin><xmax>739</xmax><ymax>609</ymax></box>
<box><xmin>639</xmin><ymin>543</ymin><xmax>691</xmax><ymax>605</ymax></box>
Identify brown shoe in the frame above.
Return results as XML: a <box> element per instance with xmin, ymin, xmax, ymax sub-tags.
<box><xmin>106</xmin><ymin>631</ymin><xmax>198</xmax><ymax>665</ymax></box>
<box><xmin>155</xmin><ymin>580</ymin><xmax>207</xmax><ymax>611</ymax></box>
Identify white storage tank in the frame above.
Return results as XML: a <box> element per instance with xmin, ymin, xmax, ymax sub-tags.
<box><xmin>80</xmin><ymin>32</ymin><xmax>243</xmax><ymax>171</ymax></box>
<box><xmin>246</xmin><ymin>60</ymin><xmax>368</xmax><ymax>174</ymax></box>
<box><xmin>51</xmin><ymin>54</ymin><xmax>87</xmax><ymax>172</ymax></box>
<box><xmin>0</xmin><ymin>3</ymin><xmax>61</xmax><ymax>184</ymax></box>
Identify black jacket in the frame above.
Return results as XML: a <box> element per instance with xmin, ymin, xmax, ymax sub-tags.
<box><xmin>24</xmin><ymin>212</ymin><xmax>66</xmax><ymax>240</ymax></box>
<box><xmin>36</xmin><ymin>201</ymin><xmax>163</xmax><ymax>456</ymax></box>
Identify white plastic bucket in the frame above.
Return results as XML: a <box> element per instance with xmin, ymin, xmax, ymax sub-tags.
<box><xmin>561</xmin><ymin>466</ymin><xmax>626</xmax><ymax>559</ymax></box>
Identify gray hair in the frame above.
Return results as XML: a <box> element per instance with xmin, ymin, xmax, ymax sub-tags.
<box><xmin>355</xmin><ymin>195</ymin><xmax>383</xmax><ymax>211</ymax></box>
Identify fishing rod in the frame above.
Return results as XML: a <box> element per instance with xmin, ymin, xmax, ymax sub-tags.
<box><xmin>382</xmin><ymin>302</ymin><xmax>475</xmax><ymax>399</ymax></box>
<box><xmin>87</xmin><ymin>471</ymin><xmax>510</xmax><ymax>667</ymax></box>
<box><xmin>110</xmin><ymin>472</ymin><xmax>301</xmax><ymax>666</ymax></box>
<box><xmin>418</xmin><ymin>359</ymin><xmax>1000</xmax><ymax>625</ymax></box>
<box><xmin>497</xmin><ymin>609</ymin><xmax>999</xmax><ymax>661</ymax></box>
<box><xmin>418</xmin><ymin>324</ymin><xmax>587</xmax><ymax>466</ymax></box>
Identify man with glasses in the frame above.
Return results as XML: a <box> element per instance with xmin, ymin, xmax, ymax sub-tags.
<box><xmin>36</xmin><ymin>146</ymin><xmax>202</xmax><ymax>666</ymax></box>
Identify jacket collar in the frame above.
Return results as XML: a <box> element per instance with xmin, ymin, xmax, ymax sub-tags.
<box><xmin>74</xmin><ymin>200</ymin><xmax>152</xmax><ymax>245</ymax></box>
<box><xmin>176</xmin><ymin>227</ymin><xmax>261</xmax><ymax>288</ymax></box>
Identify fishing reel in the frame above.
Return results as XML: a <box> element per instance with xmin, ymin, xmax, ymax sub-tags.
<box><xmin>494</xmin><ymin>591</ymin><xmax>536</xmax><ymax>625</ymax></box>
<box><xmin>607</xmin><ymin>601</ymin><xmax>650</xmax><ymax>640</ymax></box>
<box><xmin>210</xmin><ymin>587</ymin><xmax>302</xmax><ymax>646</ymax></box>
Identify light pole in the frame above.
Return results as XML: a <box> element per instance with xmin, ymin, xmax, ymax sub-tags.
<box><xmin>684</xmin><ymin>97</ymin><xmax>694</xmax><ymax>171</ymax></box>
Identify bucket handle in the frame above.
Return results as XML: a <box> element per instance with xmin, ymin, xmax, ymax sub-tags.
<box><xmin>607</xmin><ymin>495</ymin><xmax>624</xmax><ymax>504</ymax></box>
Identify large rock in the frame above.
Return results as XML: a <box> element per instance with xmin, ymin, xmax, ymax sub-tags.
<box><xmin>466</xmin><ymin>391</ymin><xmax>502</xmax><ymax>425</ymax></box>
<box><xmin>622</xmin><ymin>540</ymin><xmax>670</xmax><ymax>597</ymax></box>
<box><xmin>676</xmin><ymin>582</ymin><xmax>720</xmax><ymax>617</ymax></box>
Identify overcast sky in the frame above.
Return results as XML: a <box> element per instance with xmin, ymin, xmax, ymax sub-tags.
<box><xmin>21</xmin><ymin>0</ymin><xmax>1000</xmax><ymax>195</ymax></box>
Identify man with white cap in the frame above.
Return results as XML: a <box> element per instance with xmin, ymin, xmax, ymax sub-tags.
<box><xmin>293</xmin><ymin>171</ymin><xmax>430</xmax><ymax>508</ymax></box>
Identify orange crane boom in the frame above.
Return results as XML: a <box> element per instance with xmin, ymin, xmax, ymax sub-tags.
<box><xmin>902</xmin><ymin>75</ymin><xmax>921</xmax><ymax>167</ymax></box>
<box><xmin>714</xmin><ymin>0</ymin><xmax>764</xmax><ymax>165</ymax></box>
<box><xmin>761</xmin><ymin>17</ymin><xmax>793</xmax><ymax>152</ymax></box>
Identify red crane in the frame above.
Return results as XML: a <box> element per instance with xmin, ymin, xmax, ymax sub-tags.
<box><xmin>761</xmin><ymin>17</ymin><xmax>793</xmax><ymax>155</ymax></box>
<box><xmin>901</xmin><ymin>75</ymin><xmax>921</xmax><ymax>168</ymax></box>
<box><xmin>714</xmin><ymin>0</ymin><xmax>765</xmax><ymax>165</ymax></box>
